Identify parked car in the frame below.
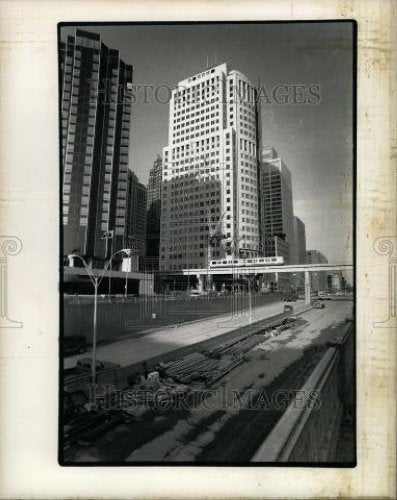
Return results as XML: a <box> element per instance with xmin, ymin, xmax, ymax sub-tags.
<box><xmin>314</xmin><ymin>300</ymin><xmax>325</xmax><ymax>309</ymax></box>
<box><xmin>317</xmin><ymin>294</ymin><xmax>332</xmax><ymax>300</ymax></box>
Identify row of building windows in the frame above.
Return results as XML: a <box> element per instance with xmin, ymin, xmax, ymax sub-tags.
<box><xmin>241</xmin><ymin>200</ymin><xmax>258</xmax><ymax>209</ymax></box>
<box><xmin>175</xmin><ymin>78</ymin><xmax>219</xmax><ymax>98</ymax></box>
<box><xmin>172</xmin><ymin>136</ymin><xmax>220</xmax><ymax>154</ymax></box>
<box><xmin>174</xmin><ymin>96</ymin><xmax>218</xmax><ymax>111</ymax></box>
<box><xmin>174</xmin><ymin>119</ymin><xmax>219</xmax><ymax>133</ymax></box>
<box><xmin>171</xmin><ymin>152</ymin><xmax>220</xmax><ymax>164</ymax></box>
<box><xmin>174</xmin><ymin>87</ymin><xmax>220</xmax><ymax>107</ymax></box>
<box><xmin>168</xmin><ymin>251</ymin><xmax>206</xmax><ymax>259</ymax></box>
<box><xmin>187</xmin><ymin>68</ymin><xmax>216</xmax><ymax>83</ymax></box>
<box><xmin>173</xmin><ymin>103</ymin><xmax>219</xmax><ymax>122</ymax></box>
<box><xmin>173</xmin><ymin>125</ymin><xmax>221</xmax><ymax>142</ymax></box>
<box><xmin>161</xmin><ymin>235</ymin><xmax>222</xmax><ymax>249</ymax></box>
<box><xmin>172</xmin><ymin>151</ymin><xmax>220</xmax><ymax>164</ymax></box>
<box><xmin>174</xmin><ymin>111</ymin><xmax>220</xmax><ymax>129</ymax></box>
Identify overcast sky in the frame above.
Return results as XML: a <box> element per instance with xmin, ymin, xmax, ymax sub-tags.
<box><xmin>60</xmin><ymin>22</ymin><xmax>354</xmax><ymax>264</ymax></box>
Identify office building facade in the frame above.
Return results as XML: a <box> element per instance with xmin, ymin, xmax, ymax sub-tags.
<box><xmin>147</xmin><ymin>154</ymin><xmax>163</xmax><ymax>209</ymax></box>
<box><xmin>146</xmin><ymin>155</ymin><xmax>163</xmax><ymax>268</ymax></box>
<box><xmin>60</xmin><ymin>29</ymin><xmax>133</xmax><ymax>266</ymax></box>
<box><xmin>307</xmin><ymin>249</ymin><xmax>328</xmax><ymax>291</ymax></box>
<box><xmin>257</xmin><ymin>147</ymin><xmax>295</xmax><ymax>291</ymax></box>
<box><xmin>327</xmin><ymin>271</ymin><xmax>342</xmax><ymax>291</ymax></box>
<box><xmin>160</xmin><ymin>63</ymin><xmax>261</xmax><ymax>271</ymax></box>
<box><xmin>292</xmin><ymin>216</ymin><xmax>307</xmax><ymax>264</ymax></box>
<box><xmin>126</xmin><ymin>170</ymin><xmax>147</xmax><ymax>257</ymax></box>
<box><xmin>259</xmin><ymin>146</ymin><xmax>294</xmax><ymax>265</ymax></box>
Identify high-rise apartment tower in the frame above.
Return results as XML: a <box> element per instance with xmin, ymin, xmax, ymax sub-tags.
<box><xmin>60</xmin><ymin>29</ymin><xmax>133</xmax><ymax>266</ymax></box>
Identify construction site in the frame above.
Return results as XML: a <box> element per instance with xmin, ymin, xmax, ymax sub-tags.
<box><xmin>62</xmin><ymin>297</ymin><xmax>355</xmax><ymax>463</ymax></box>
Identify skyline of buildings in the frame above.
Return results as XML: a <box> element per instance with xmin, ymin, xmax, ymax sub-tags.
<box><xmin>60</xmin><ymin>29</ymin><xmax>344</xmax><ymax>288</ymax></box>
<box><xmin>59</xmin><ymin>23</ymin><xmax>354</xmax><ymax>266</ymax></box>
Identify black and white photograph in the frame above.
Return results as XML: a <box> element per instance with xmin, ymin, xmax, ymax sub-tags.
<box><xmin>60</xmin><ymin>21</ymin><xmax>355</xmax><ymax>465</ymax></box>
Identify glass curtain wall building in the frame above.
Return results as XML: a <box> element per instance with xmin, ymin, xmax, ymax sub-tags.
<box><xmin>259</xmin><ymin>146</ymin><xmax>294</xmax><ymax>265</ymax></box>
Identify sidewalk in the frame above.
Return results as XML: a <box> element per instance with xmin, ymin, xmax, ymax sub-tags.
<box><xmin>64</xmin><ymin>300</ymin><xmax>304</xmax><ymax>369</ymax></box>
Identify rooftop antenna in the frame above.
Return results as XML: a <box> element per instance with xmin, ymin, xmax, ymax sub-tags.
<box><xmin>215</xmin><ymin>51</ymin><xmax>217</xmax><ymax>65</ymax></box>
<box><xmin>206</xmin><ymin>53</ymin><xmax>209</xmax><ymax>69</ymax></box>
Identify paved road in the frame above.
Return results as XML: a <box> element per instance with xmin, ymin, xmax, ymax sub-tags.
<box><xmin>126</xmin><ymin>300</ymin><xmax>353</xmax><ymax>462</ymax></box>
<box><xmin>64</xmin><ymin>299</ymin><xmax>304</xmax><ymax>369</ymax></box>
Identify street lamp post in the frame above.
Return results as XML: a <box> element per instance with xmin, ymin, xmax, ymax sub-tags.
<box><xmin>108</xmin><ymin>238</ymin><xmax>113</xmax><ymax>302</ymax></box>
<box><xmin>67</xmin><ymin>248</ymin><xmax>131</xmax><ymax>385</ymax></box>
<box><xmin>108</xmin><ymin>259</ymin><xmax>112</xmax><ymax>302</ymax></box>
<box><xmin>101</xmin><ymin>230</ymin><xmax>115</xmax><ymax>303</ymax></box>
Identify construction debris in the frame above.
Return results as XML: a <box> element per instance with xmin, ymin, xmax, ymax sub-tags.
<box><xmin>161</xmin><ymin>315</ymin><xmax>296</xmax><ymax>387</ymax></box>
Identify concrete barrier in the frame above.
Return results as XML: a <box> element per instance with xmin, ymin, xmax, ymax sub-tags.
<box><xmin>251</xmin><ymin>321</ymin><xmax>354</xmax><ymax>462</ymax></box>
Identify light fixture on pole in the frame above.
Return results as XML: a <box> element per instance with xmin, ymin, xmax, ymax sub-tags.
<box><xmin>101</xmin><ymin>229</ymin><xmax>114</xmax><ymax>302</ymax></box>
<box><xmin>67</xmin><ymin>248</ymin><xmax>131</xmax><ymax>385</ymax></box>
<box><xmin>123</xmin><ymin>248</ymin><xmax>132</xmax><ymax>298</ymax></box>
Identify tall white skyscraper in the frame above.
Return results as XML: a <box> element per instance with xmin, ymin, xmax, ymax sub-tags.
<box><xmin>160</xmin><ymin>63</ymin><xmax>260</xmax><ymax>271</ymax></box>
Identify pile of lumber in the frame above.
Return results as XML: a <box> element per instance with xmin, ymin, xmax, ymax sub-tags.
<box><xmin>162</xmin><ymin>314</ymin><xmax>295</xmax><ymax>386</ymax></box>
<box><xmin>163</xmin><ymin>352</ymin><xmax>207</xmax><ymax>383</ymax></box>
<box><xmin>204</xmin><ymin>356</ymin><xmax>244</xmax><ymax>386</ymax></box>
<box><xmin>163</xmin><ymin>351</ymin><xmax>243</xmax><ymax>386</ymax></box>
<box><xmin>222</xmin><ymin>333</ymin><xmax>266</xmax><ymax>355</ymax></box>
<box><xmin>164</xmin><ymin>353</ymin><xmax>222</xmax><ymax>384</ymax></box>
